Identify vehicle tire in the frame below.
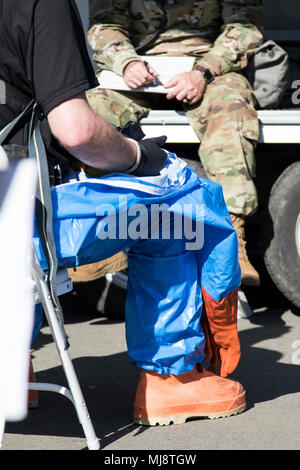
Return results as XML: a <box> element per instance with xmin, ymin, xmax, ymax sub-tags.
<box><xmin>264</xmin><ymin>161</ymin><xmax>300</xmax><ymax>308</ymax></box>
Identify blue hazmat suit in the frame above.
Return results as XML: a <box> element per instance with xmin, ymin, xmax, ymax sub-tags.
<box><xmin>33</xmin><ymin>153</ymin><xmax>241</xmax><ymax>375</ymax></box>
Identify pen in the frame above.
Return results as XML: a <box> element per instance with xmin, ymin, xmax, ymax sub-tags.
<box><xmin>144</xmin><ymin>60</ymin><xmax>151</xmax><ymax>73</ymax></box>
<box><xmin>144</xmin><ymin>60</ymin><xmax>160</xmax><ymax>85</ymax></box>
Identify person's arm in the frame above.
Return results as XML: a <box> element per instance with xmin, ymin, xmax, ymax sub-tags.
<box><xmin>47</xmin><ymin>92</ymin><xmax>137</xmax><ymax>172</ymax></box>
<box><xmin>47</xmin><ymin>92</ymin><xmax>168</xmax><ymax>176</ymax></box>
<box><xmin>88</xmin><ymin>0</ymin><xmax>142</xmax><ymax>76</ymax></box>
<box><xmin>195</xmin><ymin>0</ymin><xmax>264</xmax><ymax>76</ymax></box>
<box><xmin>123</xmin><ymin>61</ymin><xmax>159</xmax><ymax>89</ymax></box>
<box><xmin>88</xmin><ymin>2</ymin><xmax>159</xmax><ymax>89</ymax></box>
<box><xmin>32</xmin><ymin>1</ymin><xmax>166</xmax><ymax>176</ymax></box>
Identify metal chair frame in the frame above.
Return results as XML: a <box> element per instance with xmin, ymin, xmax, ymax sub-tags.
<box><xmin>28</xmin><ymin>250</ymin><xmax>100</xmax><ymax>450</ymax></box>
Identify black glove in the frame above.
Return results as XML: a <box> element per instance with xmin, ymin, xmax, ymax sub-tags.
<box><xmin>119</xmin><ymin>120</ymin><xmax>145</xmax><ymax>140</ymax></box>
<box><xmin>134</xmin><ymin>135</ymin><xmax>167</xmax><ymax>176</ymax></box>
<box><xmin>119</xmin><ymin>121</ymin><xmax>167</xmax><ymax>177</ymax></box>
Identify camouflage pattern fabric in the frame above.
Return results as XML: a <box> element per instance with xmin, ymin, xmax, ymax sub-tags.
<box><xmin>88</xmin><ymin>0</ymin><xmax>263</xmax><ymax>76</ymax></box>
<box><xmin>87</xmin><ymin>72</ymin><xmax>258</xmax><ymax>216</ymax></box>
<box><xmin>184</xmin><ymin>72</ymin><xmax>259</xmax><ymax>216</ymax></box>
<box><xmin>87</xmin><ymin>0</ymin><xmax>263</xmax><ymax>216</ymax></box>
<box><xmin>87</xmin><ymin>88</ymin><xmax>151</xmax><ymax>128</ymax></box>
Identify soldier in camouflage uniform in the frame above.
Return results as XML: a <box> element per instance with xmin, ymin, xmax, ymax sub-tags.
<box><xmin>86</xmin><ymin>0</ymin><xmax>264</xmax><ymax>285</ymax></box>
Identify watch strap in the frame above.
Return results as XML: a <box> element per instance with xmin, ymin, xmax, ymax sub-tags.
<box><xmin>194</xmin><ymin>65</ymin><xmax>214</xmax><ymax>84</ymax></box>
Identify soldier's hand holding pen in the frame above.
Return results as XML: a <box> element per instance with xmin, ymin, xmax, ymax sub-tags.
<box><xmin>123</xmin><ymin>60</ymin><xmax>159</xmax><ymax>89</ymax></box>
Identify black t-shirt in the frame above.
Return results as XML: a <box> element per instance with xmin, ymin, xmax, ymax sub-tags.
<box><xmin>0</xmin><ymin>0</ymin><xmax>98</xmax><ymax>172</ymax></box>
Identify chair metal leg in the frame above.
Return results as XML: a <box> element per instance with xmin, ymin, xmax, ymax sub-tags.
<box><xmin>31</xmin><ymin>260</ymin><xmax>100</xmax><ymax>450</ymax></box>
<box><xmin>238</xmin><ymin>289</ymin><xmax>253</xmax><ymax>319</ymax></box>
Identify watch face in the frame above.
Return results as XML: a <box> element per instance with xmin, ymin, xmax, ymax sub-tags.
<box><xmin>206</xmin><ymin>70</ymin><xmax>214</xmax><ymax>83</ymax></box>
<box><xmin>203</xmin><ymin>69</ymin><xmax>213</xmax><ymax>83</ymax></box>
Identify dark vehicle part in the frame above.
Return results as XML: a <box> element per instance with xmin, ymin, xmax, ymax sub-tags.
<box><xmin>264</xmin><ymin>161</ymin><xmax>300</xmax><ymax>308</ymax></box>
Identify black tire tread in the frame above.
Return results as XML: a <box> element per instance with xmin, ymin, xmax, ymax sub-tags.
<box><xmin>264</xmin><ymin>161</ymin><xmax>300</xmax><ymax>308</ymax></box>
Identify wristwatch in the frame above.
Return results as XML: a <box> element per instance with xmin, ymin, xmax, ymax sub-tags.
<box><xmin>194</xmin><ymin>65</ymin><xmax>214</xmax><ymax>84</ymax></box>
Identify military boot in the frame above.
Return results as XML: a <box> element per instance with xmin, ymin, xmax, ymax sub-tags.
<box><xmin>230</xmin><ymin>214</ymin><xmax>260</xmax><ymax>286</ymax></box>
<box><xmin>68</xmin><ymin>251</ymin><xmax>127</xmax><ymax>283</ymax></box>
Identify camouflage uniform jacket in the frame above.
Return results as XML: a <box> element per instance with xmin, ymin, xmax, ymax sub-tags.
<box><xmin>88</xmin><ymin>0</ymin><xmax>264</xmax><ymax>76</ymax></box>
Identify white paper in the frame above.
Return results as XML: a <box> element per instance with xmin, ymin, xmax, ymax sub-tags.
<box><xmin>97</xmin><ymin>55</ymin><xmax>195</xmax><ymax>93</ymax></box>
<box><xmin>0</xmin><ymin>160</ymin><xmax>37</xmax><ymax>423</ymax></box>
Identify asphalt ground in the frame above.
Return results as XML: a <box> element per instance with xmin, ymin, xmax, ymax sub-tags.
<box><xmin>1</xmin><ymin>269</ymin><xmax>300</xmax><ymax>455</ymax></box>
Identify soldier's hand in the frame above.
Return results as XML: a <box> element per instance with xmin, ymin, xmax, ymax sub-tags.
<box><xmin>164</xmin><ymin>71</ymin><xmax>206</xmax><ymax>105</ymax></box>
<box><xmin>123</xmin><ymin>61</ymin><xmax>159</xmax><ymax>89</ymax></box>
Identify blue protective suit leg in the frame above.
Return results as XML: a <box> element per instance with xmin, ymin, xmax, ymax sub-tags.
<box><xmin>126</xmin><ymin>243</ymin><xmax>205</xmax><ymax>375</ymax></box>
<box><xmin>34</xmin><ymin>153</ymin><xmax>240</xmax><ymax>376</ymax></box>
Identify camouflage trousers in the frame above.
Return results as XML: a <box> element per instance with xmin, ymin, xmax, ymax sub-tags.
<box><xmin>86</xmin><ymin>72</ymin><xmax>259</xmax><ymax>216</ymax></box>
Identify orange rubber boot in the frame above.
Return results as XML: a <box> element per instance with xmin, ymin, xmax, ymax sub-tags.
<box><xmin>134</xmin><ymin>364</ymin><xmax>246</xmax><ymax>426</ymax></box>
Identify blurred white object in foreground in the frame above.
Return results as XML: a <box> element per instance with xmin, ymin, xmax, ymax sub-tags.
<box><xmin>0</xmin><ymin>158</ymin><xmax>37</xmax><ymax>436</ymax></box>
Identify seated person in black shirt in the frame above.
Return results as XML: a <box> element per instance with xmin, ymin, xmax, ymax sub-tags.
<box><xmin>0</xmin><ymin>0</ymin><xmax>246</xmax><ymax>427</ymax></box>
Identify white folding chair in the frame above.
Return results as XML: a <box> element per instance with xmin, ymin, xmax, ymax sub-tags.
<box><xmin>0</xmin><ymin>121</ymin><xmax>100</xmax><ymax>450</ymax></box>
<box><xmin>25</xmin><ymin>101</ymin><xmax>100</xmax><ymax>449</ymax></box>
<box><xmin>29</xmin><ymin>250</ymin><xmax>100</xmax><ymax>450</ymax></box>
<box><xmin>25</xmin><ymin>108</ymin><xmax>100</xmax><ymax>449</ymax></box>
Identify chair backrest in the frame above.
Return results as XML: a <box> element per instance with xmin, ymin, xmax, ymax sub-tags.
<box><xmin>0</xmin><ymin>95</ymin><xmax>68</xmax><ymax>346</ymax></box>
